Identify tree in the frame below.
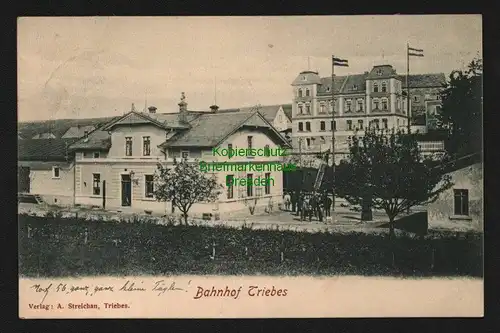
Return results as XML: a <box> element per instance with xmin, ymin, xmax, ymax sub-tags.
<box><xmin>154</xmin><ymin>158</ymin><xmax>223</xmax><ymax>225</ymax></box>
<box><xmin>335</xmin><ymin>128</ymin><xmax>453</xmax><ymax>238</ymax></box>
<box><xmin>437</xmin><ymin>57</ymin><xmax>482</xmax><ymax>157</ymax></box>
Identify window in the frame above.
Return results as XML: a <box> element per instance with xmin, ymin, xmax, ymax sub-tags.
<box><xmin>413</xmin><ymin>96</ymin><xmax>420</xmax><ymax>103</ymax></box>
<box><xmin>397</xmin><ymin>99</ymin><xmax>401</xmax><ymax>109</ymax></box>
<box><xmin>320</xmin><ymin>121</ymin><xmax>326</xmax><ymax>131</ymax></box>
<box><xmin>454</xmin><ymin>189</ymin><xmax>469</xmax><ymax>216</ymax></box>
<box><xmin>226</xmin><ymin>175</ymin><xmax>234</xmax><ymax>199</ymax></box>
<box><xmin>331</xmin><ymin>120</ymin><xmax>336</xmax><ymax>131</ymax></box>
<box><xmin>358</xmin><ymin>120</ymin><xmax>364</xmax><ymax>130</ymax></box>
<box><xmin>352</xmin><ymin>84</ymin><xmax>358</xmax><ymax>91</ymax></box>
<box><xmin>298</xmin><ymin>89</ymin><xmax>303</xmax><ymax>97</ymax></box>
<box><xmin>345</xmin><ymin>100</ymin><xmax>352</xmax><ymax>112</ymax></box>
<box><xmin>247</xmin><ymin>136</ymin><xmax>253</xmax><ymax>149</ymax></box>
<box><xmin>247</xmin><ymin>174</ymin><xmax>253</xmax><ymax>197</ymax></box>
<box><xmin>306</xmin><ymin>138</ymin><xmax>311</xmax><ymax>147</ymax></box>
<box><xmin>373</xmin><ymin>99</ymin><xmax>379</xmax><ymax>109</ymax></box>
<box><xmin>83</xmin><ymin>130</ymin><xmax>89</xmax><ymax>138</ymax></box>
<box><xmin>52</xmin><ymin>166</ymin><xmax>60</xmax><ymax>179</ymax></box>
<box><xmin>382</xmin><ymin>118</ymin><xmax>388</xmax><ymax>129</ymax></box>
<box><xmin>264</xmin><ymin>144</ymin><xmax>270</xmax><ymax>157</ymax></box>
<box><xmin>228</xmin><ymin>143</ymin><xmax>233</xmax><ymax>158</ymax></box>
<box><xmin>373</xmin><ymin>82</ymin><xmax>379</xmax><ymax>92</ymax></box>
<box><xmin>397</xmin><ymin>119</ymin><xmax>400</xmax><ymax>126</ymax></box>
<box><xmin>93</xmin><ymin>152</ymin><xmax>100</xmax><ymax>159</ymax></box>
<box><xmin>278</xmin><ymin>115</ymin><xmax>282</xmax><ymax>121</ymax></box>
<box><xmin>145</xmin><ymin>175</ymin><xmax>154</xmax><ymax>198</ymax></box>
<box><xmin>381</xmin><ymin>82</ymin><xmax>387</xmax><ymax>92</ymax></box>
<box><xmin>125</xmin><ymin>137</ymin><xmax>132</xmax><ymax>156</ymax></box>
<box><xmin>298</xmin><ymin>104</ymin><xmax>303</xmax><ymax>114</ymax></box>
<box><xmin>265</xmin><ymin>172</ymin><xmax>271</xmax><ymax>195</ymax></box>
<box><xmin>92</xmin><ymin>173</ymin><xmax>101</xmax><ymax>195</ymax></box>
<box><xmin>305</xmin><ymin>122</ymin><xmax>311</xmax><ymax>131</ymax></box>
<box><xmin>143</xmin><ymin>136</ymin><xmax>151</xmax><ymax>156</ymax></box>
<box><xmin>329</xmin><ymin>100</ymin><xmax>334</xmax><ymax>113</ymax></box>
<box><xmin>181</xmin><ymin>150</ymin><xmax>189</xmax><ymax>159</ymax></box>
<box><xmin>305</xmin><ymin>104</ymin><xmax>311</xmax><ymax>114</ymax></box>
<box><xmin>320</xmin><ymin>103</ymin><xmax>325</xmax><ymax>113</ymax></box>
<box><xmin>382</xmin><ymin>99</ymin><xmax>388</xmax><ymax>110</ymax></box>
<box><xmin>376</xmin><ymin>69</ymin><xmax>382</xmax><ymax>76</ymax></box>
<box><xmin>374</xmin><ymin>119</ymin><xmax>380</xmax><ymax>129</ymax></box>
<box><xmin>357</xmin><ymin>100</ymin><xmax>364</xmax><ymax>112</ymax></box>
<box><xmin>347</xmin><ymin>120</ymin><xmax>353</xmax><ymax>130</ymax></box>
<box><xmin>305</xmin><ymin>89</ymin><xmax>310</xmax><ymax>97</ymax></box>
<box><xmin>298</xmin><ymin>122</ymin><xmax>304</xmax><ymax>131</ymax></box>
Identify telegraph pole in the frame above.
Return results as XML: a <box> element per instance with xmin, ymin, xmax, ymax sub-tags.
<box><xmin>406</xmin><ymin>43</ymin><xmax>411</xmax><ymax>133</ymax></box>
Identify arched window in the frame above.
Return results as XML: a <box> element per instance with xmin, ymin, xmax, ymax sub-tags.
<box><xmin>305</xmin><ymin>89</ymin><xmax>310</xmax><ymax>97</ymax></box>
<box><xmin>373</xmin><ymin>82</ymin><xmax>379</xmax><ymax>93</ymax></box>
<box><xmin>298</xmin><ymin>89</ymin><xmax>303</xmax><ymax>97</ymax></box>
<box><xmin>381</xmin><ymin>82</ymin><xmax>387</xmax><ymax>92</ymax></box>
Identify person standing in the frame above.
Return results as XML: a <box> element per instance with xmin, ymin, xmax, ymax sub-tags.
<box><xmin>324</xmin><ymin>193</ymin><xmax>332</xmax><ymax>218</ymax></box>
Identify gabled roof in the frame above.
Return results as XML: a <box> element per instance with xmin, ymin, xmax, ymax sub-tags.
<box><xmin>61</xmin><ymin>125</ymin><xmax>96</xmax><ymax>139</ymax></box>
<box><xmin>160</xmin><ymin>111</ymin><xmax>291</xmax><ymax>148</ymax></box>
<box><xmin>68</xmin><ymin>128</ymin><xmax>112</xmax><ymax>151</ymax></box>
<box><xmin>18</xmin><ymin>138</ymin><xmax>77</xmax><ymax>161</ymax></box>
<box><xmin>441</xmin><ymin>151</ymin><xmax>482</xmax><ymax>174</ymax></box>
<box><xmin>102</xmin><ymin>111</ymin><xmax>193</xmax><ymax>131</ymax></box>
<box><xmin>239</xmin><ymin>105</ymin><xmax>283</xmax><ymax>123</ymax></box>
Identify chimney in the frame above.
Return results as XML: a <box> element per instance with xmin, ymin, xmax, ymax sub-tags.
<box><xmin>178</xmin><ymin>92</ymin><xmax>188</xmax><ymax>123</ymax></box>
<box><xmin>148</xmin><ymin>106</ymin><xmax>157</xmax><ymax>114</ymax></box>
<box><xmin>210</xmin><ymin>104</ymin><xmax>219</xmax><ymax>113</ymax></box>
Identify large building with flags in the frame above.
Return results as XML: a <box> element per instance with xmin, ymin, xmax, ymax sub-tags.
<box><xmin>290</xmin><ymin>64</ymin><xmax>446</xmax><ymax>162</ymax></box>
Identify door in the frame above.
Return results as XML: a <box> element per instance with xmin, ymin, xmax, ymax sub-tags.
<box><xmin>121</xmin><ymin>174</ymin><xmax>131</xmax><ymax>206</ymax></box>
<box><xmin>18</xmin><ymin>167</ymin><xmax>30</xmax><ymax>193</ymax></box>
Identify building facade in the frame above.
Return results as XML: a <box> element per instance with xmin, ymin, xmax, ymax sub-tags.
<box><xmin>290</xmin><ymin>65</ymin><xmax>446</xmax><ymax>163</ymax></box>
<box><xmin>63</xmin><ymin>96</ymin><xmax>290</xmax><ymax>217</ymax></box>
<box><xmin>427</xmin><ymin>156</ymin><xmax>483</xmax><ymax>231</ymax></box>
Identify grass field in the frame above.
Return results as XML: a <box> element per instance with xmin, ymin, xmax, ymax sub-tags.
<box><xmin>18</xmin><ymin>213</ymin><xmax>483</xmax><ymax>278</ymax></box>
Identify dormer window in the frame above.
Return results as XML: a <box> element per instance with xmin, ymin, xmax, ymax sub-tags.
<box><xmin>376</xmin><ymin>69</ymin><xmax>383</xmax><ymax>76</ymax></box>
<box><xmin>352</xmin><ymin>85</ymin><xmax>358</xmax><ymax>91</ymax></box>
<box><xmin>326</xmin><ymin>86</ymin><xmax>330</xmax><ymax>92</ymax></box>
<box><xmin>302</xmin><ymin>76</ymin><xmax>306</xmax><ymax>81</ymax></box>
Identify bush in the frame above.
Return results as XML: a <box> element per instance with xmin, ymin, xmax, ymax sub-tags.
<box><xmin>18</xmin><ymin>214</ymin><xmax>483</xmax><ymax>278</ymax></box>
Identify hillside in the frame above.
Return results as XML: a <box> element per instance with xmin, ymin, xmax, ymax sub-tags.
<box><xmin>18</xmin><ymin>116</ymin><xmax>119</xmax><ymax>140</ymax></box>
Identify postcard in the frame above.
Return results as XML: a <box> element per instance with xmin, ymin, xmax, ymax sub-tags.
<box><xmin>18</xmin><ymin>15</ymin><xmax>483</xmax><ymax>318</ymax></box>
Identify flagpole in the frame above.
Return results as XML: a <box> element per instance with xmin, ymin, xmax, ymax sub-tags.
<box><xmin>406</xmin><ymin>43</ymin><xmax>411</xmax><ymax>134</ymax></box>
<box><xmin>331</xmin><ymin>55</ymin><xmax>336</xmax><ymax>223</ymax></box>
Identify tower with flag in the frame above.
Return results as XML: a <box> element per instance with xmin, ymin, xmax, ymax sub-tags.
<box><xmin>406</xmin><ymin>44</ymin><xmax>424</xmax><ymax>132</ymax></box>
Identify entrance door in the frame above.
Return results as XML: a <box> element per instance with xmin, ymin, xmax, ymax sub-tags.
<box><xmin>121</xmin><ymin>174</ymin><xmax>132</xmax><ymax>206</ymax></box>
<box><xmin>18</xmin><ymin>167</ymin><xmax>30</xmax><ymax>193</ymax></box>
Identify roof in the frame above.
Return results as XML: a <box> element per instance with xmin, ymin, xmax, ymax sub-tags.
<box><xmin>102</xmin><ymin>111</ymin><xmax>194</xmax><ymax>131</ymax></box>
<box><xmin>366</xmin><ymin>65</ymin><xmax>398</xmax><ymax>79</ymax></box>
<box><xmin>61</xmin><ymin>125</ymin><xmax>96</xmax><ymax>138</ymax></box>
<box><xmin>32</xmin><ymin>133</ymin><xmax>56</xmax><ymax>139</ymax></box>
<box><xmin>18</xmin><ymin>138</ymin><xmax>77</xmax><ymax>161</ymax></box>
<box><xmin>398</xmin><ymin>73</ymin><xmax>447</xmax><ymax>88</ymax></box>
<box><xmin>68</xmin><ymin>128</ymin><xmax>112</xmax><ymax>151</ymax></box>
<box><xmin>292</xmin><ymin>71</ymin><xmax>322</xmax><ymax>86</ymax></box>
<box><xmin>282</xmin><ymin>104</ymin><xmax>292</xmax><ymax>121</ymax></box>
<box><xmin>161</xmin><ymin>111</ymin><xmax>291</xmax><ymax>148</ymax></box>
<box><xmin>441</xmin><ymin>151</ymin><xmax>482</xmax><ymax>174</ymax></box>
<box><xmin>239</xmin><ymin>105</ymin><xmax>282</xmax><ymax>122</ymax></box>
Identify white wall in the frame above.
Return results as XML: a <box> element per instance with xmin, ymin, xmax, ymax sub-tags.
<box><xmin>108</xmin><ymin>124</ymin><xmax>166</xmax><ymax>158</ymax></box>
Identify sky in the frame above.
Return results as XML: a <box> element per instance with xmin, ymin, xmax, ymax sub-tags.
<box><xmin>18</xmin><ymin>15</ymin><xmax>482</xmax><ymax>122</ymax></box>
